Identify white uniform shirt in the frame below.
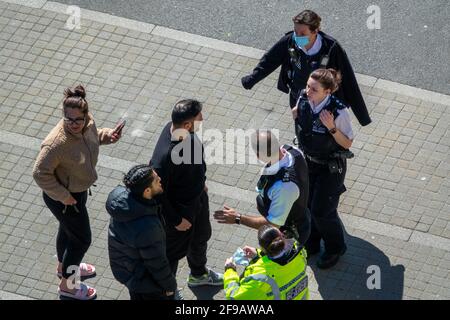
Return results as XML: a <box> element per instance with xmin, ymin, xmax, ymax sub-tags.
<box><xmin>258</xmin><ymin>147</ymin><xmax>302</xmax><ymax>226</ymax></box>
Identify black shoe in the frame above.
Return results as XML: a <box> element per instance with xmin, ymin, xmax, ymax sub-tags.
<box><xmin>316</xmin><ymin>246</ymin><xmax>347</xmax><ymax>269</ymax></box>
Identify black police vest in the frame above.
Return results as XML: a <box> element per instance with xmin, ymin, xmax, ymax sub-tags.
<box><xmin>288</xmin><ymin>37</ymin><xmax>333</xmax><ymax>98</ymax></box>
<box><xmin>296</xmin><ymin>92</ymin><xmax>348</xmax><ymax>158</ymax></box>
<box><xmin>256</xmin><ymin>145</ymin><xmax>310</xmax><ymax>240</ymax></box>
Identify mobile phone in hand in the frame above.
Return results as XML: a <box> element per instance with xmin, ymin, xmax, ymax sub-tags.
<box><xmin>114</xmin><ymin>119</ymin><xmax>126</xmax><ymax>135</ymax></box>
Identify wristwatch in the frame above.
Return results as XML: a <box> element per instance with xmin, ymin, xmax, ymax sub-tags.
<box><xmin>328</xmin><ymin>127</ymin><xmax>337</xmax><ymax>134</ymax></box>
<box><xmin>235</xmin><ymin>213</ymin><xmax>241</xmax><ymax>225</ymax></box>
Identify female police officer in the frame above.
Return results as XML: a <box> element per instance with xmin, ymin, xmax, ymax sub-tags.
<box><xmin>295</xmin><ymin>68</ymin><xmax>354</xmax><ymax>269</ymax></box>
<box><xmin>241</xmin><ymin>9</ymin><xmax>371</xmax><ymax>127</ymax></box>
<box><xmin>224</xmin><ymin>225</ymin><xmax>309</xmax><ymax>300</ymax></box>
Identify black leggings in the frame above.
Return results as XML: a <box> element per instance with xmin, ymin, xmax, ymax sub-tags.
<box><xmin>43</xmin><ymin>191</ymin><xmax>92</xmax><ymax>279</ymax></box>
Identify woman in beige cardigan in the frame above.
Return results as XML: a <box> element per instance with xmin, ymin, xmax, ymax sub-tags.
<box><xmin>33</xmin><ymin>85</ymin><xmax>121</xmax><ymax>300</ymax></box>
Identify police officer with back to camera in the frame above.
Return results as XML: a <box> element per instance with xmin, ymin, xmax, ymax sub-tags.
<box><xmin>214</xmin><ymin>130</ymin><xmax>311</xmax><ymax>247</ymax></box>
<box><xmin>296</xmin><ymin>68</ymin><xmax>354</xmax><ymax>269</ymax></box>
<box><xmin>241</xmin><ymin>9</ymin><xmax>371</xmax><ymax>127</ymax></box>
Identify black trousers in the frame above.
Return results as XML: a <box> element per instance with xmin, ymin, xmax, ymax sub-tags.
<box><xmin>305</xmin><ymin>160</ymin><xmax>347</xmax><ymax>254</ymax></box>
<box><xmin>43</xmin><ymin>191</ymin><xmax>92</xmax><ymax>279</ymax></box>
<box><xmin>166</xmin><ymin>191</ymin><xmax>211</xmax><ymax>277</ymax></box>
<box><xmin>129</xmin><ymin>291</ymin><xmax>174</xmax><ymax>301</ymax></box>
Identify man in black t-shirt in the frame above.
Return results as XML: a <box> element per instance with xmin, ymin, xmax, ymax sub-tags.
<box><xmin>150</xmin><ymin>99</ymin><xmax>223</xmax><ymax>296</ymax></box>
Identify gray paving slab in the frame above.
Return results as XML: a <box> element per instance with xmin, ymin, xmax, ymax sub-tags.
<box><xmin>0</xmin><ymin>0</ymin><xmax>449</xmax><ymax>300</ymax></box>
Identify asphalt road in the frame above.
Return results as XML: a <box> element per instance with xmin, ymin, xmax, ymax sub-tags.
<box><xmin>55</xmin><ymin>0</ymin><xmax>450</xmax><ymax>95</ymax></box>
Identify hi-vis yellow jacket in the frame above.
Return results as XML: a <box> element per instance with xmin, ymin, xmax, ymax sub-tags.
<box><xmin>224</xmin><ymin>243</ymin><xmax>309</xmax><ymax>300</ymax></box>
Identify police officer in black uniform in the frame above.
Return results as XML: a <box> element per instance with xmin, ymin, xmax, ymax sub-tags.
<box><xmin>241</xmin><ymin>9</ymin><xmax>371</xmax><ymax>127</ymax></box>
<box><xmin>214</xmin><ymin>130</ymin><xmax>311</xmax><ymax>247</ymax></box>
<box><xmin>296</xmin><ymin>68</ymin><xmax>354</xmax><ymax>269</ymax></box>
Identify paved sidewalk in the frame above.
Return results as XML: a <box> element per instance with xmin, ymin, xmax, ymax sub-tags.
<box><xmin>0</xmin><ymin>0</ymin><xmax>449</xmax><ymax>300</ymax></box>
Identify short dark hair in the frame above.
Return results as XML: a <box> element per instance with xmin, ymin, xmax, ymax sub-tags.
<box><xmin>258</xmin><ymin>225</ymin><xmax>285</xmax><ymax>257</ymax></box>
<box><xmin>123</xmin><ymin>164</ymin><xmax>154</xmax><ymax>196</ymax></box>
<box><xmin>292</xmin><ymin>10</ymin><xmax>321</xmax><ymax>32</ymax></box>
<box><xmin>171</xmin><ymin>99</ymin><xmax>202</xmax><ymax>125</ymax></box>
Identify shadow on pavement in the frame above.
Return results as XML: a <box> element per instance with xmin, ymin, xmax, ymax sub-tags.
<box><xmin>308</xmin><ymin>228</ymin><xmax>405</xmax><ymax>300</ymax></box>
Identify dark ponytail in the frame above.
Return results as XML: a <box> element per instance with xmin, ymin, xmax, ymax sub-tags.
<box><xmin>310</xmin><ymin>68</ymin><xmax>342</xmax><ymax>93</ymax></box>
<box><xmin>258</xmin><ymin>225</ymin><xmax>285</xmax><ymax>257</ymax></box>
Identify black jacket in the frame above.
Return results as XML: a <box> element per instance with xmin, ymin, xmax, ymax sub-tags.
<box><xmin>150</xmin><ymin>122</ymin><xmax>207</xmax><ymax>228</ymax></box>
<box><xmin>242</xmin><ymin>31</ymin><xmax>371</xmax><ymax>126</ymax></box>
<box><xmin>106</xmin><ymin>185</ymin><xmax>177</xmax><ymax>294</ymax></box>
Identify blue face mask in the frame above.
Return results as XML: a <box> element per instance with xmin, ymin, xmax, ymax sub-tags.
<box><xmin>294</xmin><ymin>34</ymin><xmax>310</xmax><ymax>48</ymax></box>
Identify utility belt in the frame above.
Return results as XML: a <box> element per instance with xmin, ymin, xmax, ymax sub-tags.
<box><xmin>305</xmin><ymin>150</ymin><xmax>354</xmax><ymax>174</ymax></box>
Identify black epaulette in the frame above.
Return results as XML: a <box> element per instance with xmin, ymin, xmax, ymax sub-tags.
<box><xmin>296</xmin><ymin>90</ymin><xmax>309</xmax><ymax>109</ymax></box>
<box><xmin>272</xmin><ymin>167</ymin><xmax>293</xmax><ymax>184</ymax></box>
<box><xmin>330</xmin><ymin>95</ymin><xmax>349</xmax><ymax>110</ymax></box>
<box><xmin>282</xmin><ymin>170</ymin><xmax>291</xmax><ymax>182</ymax></box>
